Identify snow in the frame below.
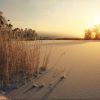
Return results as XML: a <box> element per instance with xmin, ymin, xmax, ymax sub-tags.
<box><xmin>5</xmin><ymin>40</ymin><xmax>100</xmax><ymax>99</ymax></box>
<box><xmin>0</xmin><ymin>95</ymin><xmax>9</xmax><ymax>100</ymax></box>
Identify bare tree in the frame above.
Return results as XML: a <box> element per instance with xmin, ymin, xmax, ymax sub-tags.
<box><xmin>84</xmin><ymin>29</ymin><xmax>92</xmax><ymax>40</ymax></box>
<box><xmin>92</xmin><ymin>25</ymin><xmax>100</xmax><ymax>40</ymax></box>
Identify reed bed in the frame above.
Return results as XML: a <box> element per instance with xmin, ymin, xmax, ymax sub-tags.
<box><xmin>0</xmin><ymin>26</ymin><xmax>53</xmax><ymax>90</ymax></box>
<box><xmin>0</xmin><ymin>12</ymin><xmax>61</xmax><ymax>91</ymax></box>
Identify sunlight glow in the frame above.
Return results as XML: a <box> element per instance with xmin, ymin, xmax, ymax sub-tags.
<box><xmin>87</xmin><ymin>17</ymin><xmax>100</xmax><ymax>29</ymax></box>
<box><xmin>1</xmin><ymin>0</ymin><xmax>100</xmax><ymax>38</ymax></box>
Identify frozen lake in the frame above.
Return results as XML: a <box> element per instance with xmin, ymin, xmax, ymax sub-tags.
<box><xmin>6</xmin><ymin>40</ymin><xmax>100</xmax><ymax>100</ymax></box>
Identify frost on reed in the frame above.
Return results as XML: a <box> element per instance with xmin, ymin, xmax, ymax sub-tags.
<box><xmin>0</xmin><ymin>12</ymin><xmax>34</xmax><ymax>89</ymax></box>
<box><xmin>0</xmin><ymin>26</ymin><xmax>26</xmax><ymax>89</ymax></box>
<box><xmin>40</xmin><ymin>45</ymin><xmax>52</xmax><ymax>72</ymax></box>
<box><xmin>0</xmin><ymin>34</ymin><xmax>51</xmax><ymax>89</ymax></box>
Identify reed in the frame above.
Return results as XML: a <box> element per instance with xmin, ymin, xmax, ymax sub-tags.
<box><xmin>0</xmin><ymin>31</ymin><xmax>51</xmax><ymax>89</ymax></box>
<box><xmin>0</xmin><ymin>12</ymin><xmax>53</xmax><ymax>90</ymax></box>
<box><xmin>40</xmin><ymin>45</ymin><xmax>53</xmax><ymax>71</ymax></box>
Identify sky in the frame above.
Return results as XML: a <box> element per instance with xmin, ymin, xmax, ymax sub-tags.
<box><xmin>0</xmin><ymin>0</ymin><xmax>100</xmax><ymax>38</ymax></box>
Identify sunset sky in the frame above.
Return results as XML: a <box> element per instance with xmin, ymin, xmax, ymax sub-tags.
<box><xmin>0</xmin><ymin>0</ymin><xmax>100</xmax><ymax>37</ymax></box>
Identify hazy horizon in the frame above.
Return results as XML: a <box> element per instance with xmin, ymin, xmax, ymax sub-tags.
<box><xmin>1</xmin><ymin>0</ymin><xmax>100</xmax><ymax>38</ymax></box>
<box><xmin>37</xmin><ymin>31</ymin><xmax>82</xmax><ymax>38</ymax></box>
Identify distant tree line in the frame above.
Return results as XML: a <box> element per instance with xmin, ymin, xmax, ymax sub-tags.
<box><xmin>84</xmin><ymin>25</ymin><xmax>100</xmax><ymax>40</ymax></box>
<box><xmin>12</xmin><ymin>28</ymin><xmax>37</xmax><ymax>40</ymax></box>
<box><xmin>0</xmin><ymin>11</ymin><xmax>38</xmax><ymax>41</ymax></box>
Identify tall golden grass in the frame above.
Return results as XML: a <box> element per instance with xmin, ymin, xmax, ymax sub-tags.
<box><xmin>0</xmin><ymin>12</ymin><xmax>53</xmax><ymax>90</ymax></box>
<box><xmin>0</xmin><ymin>13</ymin><xmax>39</xmax><ymax>89</ymax></box>
<box><xmin>0</xmin><ymin>26</ymin><xmax>53</xmax><ymax>90</ymax></box>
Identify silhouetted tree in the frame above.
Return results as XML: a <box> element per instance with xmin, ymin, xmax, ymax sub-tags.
<box><xmin>0</xmin><ymin>11</ymin><xmax>7</xmax><ymax>28</ymax></box>
<box><xmin>84</xmin><ymin>29</ymin><xmax>92</xmax><ymax>40</ymax></box>
<box><xmin>93</xmin><ymin>25</ymin><xmax>100</xmax><ymax>39</ymax></box>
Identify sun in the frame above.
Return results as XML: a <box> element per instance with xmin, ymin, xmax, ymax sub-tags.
<box><xmin>94</xmin><ymin>18</ymin><xmax>100</xmax><ymax>26</ymax></box>
<box><xmin>87</xmin><ymin>18</ymin><xmax>100</xmax><ymax>29</ymax></box>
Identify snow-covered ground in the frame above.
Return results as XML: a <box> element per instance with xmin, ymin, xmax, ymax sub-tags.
<box><xmin>0</xmin><ymin>95</ymin><xmax>9</xmax><ymax>100</ymax></box>
<box><xmin>5</xmin><ymin>40</ymin><xmax>100</xmax><ymax>100</ymax></box>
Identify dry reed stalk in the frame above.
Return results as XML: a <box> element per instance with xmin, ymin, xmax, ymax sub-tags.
<box><xmin>39</xmin><ymin>43</ymin><xmax>54</xmax><ymax>72</ymax></box>
<box><xmin>34</xmin><ymin>40</ymin><xmax>42</xmax><ymax>74</ymax></box>
<box><xmin>0</xmin><ymin>27</ymin><xmax>28</xmax><ymax>88</ymax></box>
<box><xmin>0</xmin><ymin>12</ymin><xmax>55</xmax><ymax>90</ymax></box>
<box><xmin>0</xmin><ymin>27</ymin><xmax>11</xmax><ymax>88</ymax></box>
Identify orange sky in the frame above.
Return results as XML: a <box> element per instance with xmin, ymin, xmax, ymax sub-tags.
<box><xmin>1</xmin><ymin>0</ymin><xmax>100</xmax><ymax>37</ymax></box>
